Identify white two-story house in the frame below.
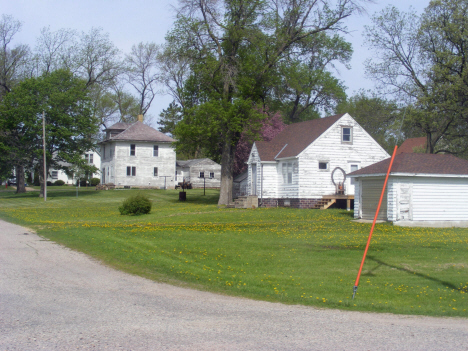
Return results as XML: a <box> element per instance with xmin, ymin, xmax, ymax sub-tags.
<box><xmin>99</xmin><ymin>119</ymin><xmax>176</xmax><ymax>189</ymax></box>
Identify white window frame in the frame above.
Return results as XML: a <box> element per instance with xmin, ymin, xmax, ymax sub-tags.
<box><xmin>282</xmin><ymin>162</ymin><xmax>293</xmax><ymax>184</ymax></box>
<box><xmin>127</xmin><ymin>166</ymin><xmax>136</xmax><ymax>176</ymax></box>
<box><xmin>342</xmin><ymin>127</ymin><xmax>353</xmax><ymax>144</ymax></box>
<box><xmin>153</xmin><ymin>145</ymin><xmax>159</xmax><ymax>157</ymax></box>
<box><xmin>210</xmin><ymin>172</ymin><xmax>214</xmax><ymax>178</ymax></box>
<box><xmin>153</xmin><ymin>167</ymin><xmax>158</xmax><ymax>177</ymax></box>
<box><xmin>130</xmin><ymin>144</ymin><xmax>136</xmax><ymax>156</ymax></box>
<box><xmin>199</xmin><ymin>171</ymin><xmax>205</xmax><ymax>178</ymax></box>
<box><xmin>318</xmin><ymin>161</ymin><xmax>329</xmax><ymax>171</ymax></box>
<box><xmin>51</xmin><ymin>170</ymin><xmax>58</xmax><ymax>179</ymax></box>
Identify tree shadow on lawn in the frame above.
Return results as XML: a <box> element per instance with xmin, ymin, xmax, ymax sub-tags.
<box><xmin>0</xmin><ymin>188</ymin><xmax>98</xmax><ymax>199</ymax></box>
<box><xmin>365</xmin><ymin>255</ymin><xmax>461</xmax><ymax>291</ymax></box>
<box><xmin>163</xmin><ymin>191</ymin><xmax>219</xmax><ymax>205</ymax></box>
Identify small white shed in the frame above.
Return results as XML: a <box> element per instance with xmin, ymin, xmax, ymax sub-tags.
<box><xmin>349</xmin><ymin>153</ymin><xmax>468</xmax><ymax>226</ymax></box>
<box><xmin>176</xmin><ymin>158</ymin><xmax>221</xmax><ymax>188</ymax></box>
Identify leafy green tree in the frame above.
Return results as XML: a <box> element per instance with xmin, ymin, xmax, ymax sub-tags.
<box><xmin>268</xmin><ymin>33</ymin><xmax>351</xmax><ymax>123</ymax></box>
<box><xmin>335</xmin><ymin>91</ymin><xmax>422</xmax><ymax>153</ymax></box>
<box><xmin>0</xmin><ymin>69</ymin><xmax>98</xmax><ymax>195</ymax></box>
<box><xmin>167</xmin><ymin>0</ymin><xmax>364</xmax><ymax>205</ymax></box>
<box><xmin>158</xmin><ymin>101</ymin><xmax>183</xmax><ymax>135</ymax></box>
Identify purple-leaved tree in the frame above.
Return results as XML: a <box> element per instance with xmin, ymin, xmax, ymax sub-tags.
<box><xmin>234</xmin><ymin>110</ymin><xmax>286</xmax><ymax>176</ymax></box>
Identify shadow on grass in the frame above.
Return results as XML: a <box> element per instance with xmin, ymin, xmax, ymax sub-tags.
<box><xmin>0</xmin><ymin>188</ymin><xmax>98</xmax><ymax>199</ymax></box>
<box><xmin>366</xmin><ymin>255</ymin><xmax>461</xmax><ymax>291</ymax></box>
<box><xmin>162</xmin><ymin>190</ymin><xmax>219</xmax><ymax>205</ymax></box>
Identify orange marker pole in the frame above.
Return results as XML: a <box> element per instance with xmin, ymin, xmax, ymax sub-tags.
<box><xmin>352</xmin><ymin>145</ymin><xmax>398</xmax><ymax>299</ymax></box>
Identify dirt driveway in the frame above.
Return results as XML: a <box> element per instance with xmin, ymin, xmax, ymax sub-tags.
<box><xmin>1</xmin><ymin>219</ymin><xmax>466</xmax><ymax>350</ymax></box>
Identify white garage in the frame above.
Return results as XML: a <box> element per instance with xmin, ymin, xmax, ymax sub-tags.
<box><xmin>349</xmin><ymin>153</ymin><xmax>468</xmax><ymax>226</ymax></box>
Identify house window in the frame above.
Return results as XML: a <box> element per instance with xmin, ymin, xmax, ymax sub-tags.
<box><xmin>350</xmin><ymin>164</ymin><xmax>359</xmax><ymax>184</ymax></box>
<box><xmin>282</xmin><ymin>163</ymin><xmax>293</xmax><ymax>184</ymax></box>
<box><xmin>210</xmin><ymin>172</ymin><xmax>214</xmax><ymax>178</ymax></box>
<box><xmin>199</xmin><ymin>171</ymin><xmax>205</xmax><ymax>178</ymax></box>
<box><xmin>153</xmin><ymin>167</ymin><xmax>158</xmax><ymax>177</ymax></box>
<box><xmin>130</xmin><ymin>144</ymin><xmax>136</xmax><ymax>156</ymax></box>
<box><xmin>127</xmin><ymin>166</ymin><xmax>136</xmax><ymax>176</ymax></box>
<box><xmin>85</xmin><ymin>153</ymin><xmax>93</xmax><ymax>164</ymax></box>
<box><xmin>51</xmin><ymin>171</ymin><xmax>58</xmax><ymax>179</ymax></box>
<box><xmin>153</xmin><ymin>145</ymin><xmax>159</xmax><ymax>157</ymax></box>
<box><xmin>342</xmin><ymin>127</ymin><xmax>352</xmax><ymax>143</ymax></box>
<box><xmin>319</xmin><ymin>162</ymin><xmax>329</xmax><ymax>171</ymax></box>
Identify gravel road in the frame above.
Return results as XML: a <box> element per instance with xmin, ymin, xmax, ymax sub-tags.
<box><xmin>1</xmin><ymin>219</ymin><xmax>467</xmax><ymax>350</ymax></box>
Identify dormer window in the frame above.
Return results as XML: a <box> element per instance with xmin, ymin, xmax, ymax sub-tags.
<box><xmin>342</xmin><ymin>127</ymin><xmax>352</xmax><ymax>143</ymax></box>
<box><xmin>130</xmin><ymin>144</ymin><xmax>136</xmax><ymax>156</ymax></box>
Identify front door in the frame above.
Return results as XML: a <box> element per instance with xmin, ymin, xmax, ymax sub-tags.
<box><xmin>252</xmin><ymin>164</ymin><xmax>257</xmax><ymax>195</ymax></box>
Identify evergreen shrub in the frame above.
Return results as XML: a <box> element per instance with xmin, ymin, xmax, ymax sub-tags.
<box><xmin>119</xmin><ymin>194</ymin><xmax>152</xmax><ymax>215</ymax></box>
<box><xmin>54</xmin><ymin>180</ymin><xmax>65</xmax><ymax>186</ymax></box>
<box><xmin>90</xmin><ymin>178</ymin><xmax>100</xmax><ymax>186</ymax></box>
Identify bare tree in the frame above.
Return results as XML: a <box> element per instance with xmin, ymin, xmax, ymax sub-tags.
<box><xmin>73</xmin><ymin>27</ymin><xmax>123</xmax><ymax>88</ymax></box>
<box><xmin>125</xmin><ymin>42</ymin><xmax>161</xmax><ymax>117</ymax></box>
<box><xmin>0</xmin><ymin>15</ymin><xmax>29</xmax><ymax>98</ymax></box>
<box><xmin>33</xmin><ymin>27</ymin><xmax>76</xmax><ymax>75</ymax></box>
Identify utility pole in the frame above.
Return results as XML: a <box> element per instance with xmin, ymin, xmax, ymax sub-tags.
<box><xmin>43</xmin><ymin>111</ymin><xmax>47</xmax><ymax>202</ymax></box>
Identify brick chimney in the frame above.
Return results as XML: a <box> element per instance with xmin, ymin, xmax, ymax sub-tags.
<box><xmin>138</xmin><ymin>114</ymin><xmax>144</xmax><ymax>122</ymax></box>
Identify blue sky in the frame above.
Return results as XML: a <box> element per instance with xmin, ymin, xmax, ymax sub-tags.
<box><xmin>3</xmin><ymin>0</ymin><xmax>428</xmax><ymax>121</ymax></box>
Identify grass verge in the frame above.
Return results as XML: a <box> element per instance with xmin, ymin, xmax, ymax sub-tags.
<box><xmin>0</xmin><ymin>187</ymin><xmax>466</xmax><ymax>317</ymax></box>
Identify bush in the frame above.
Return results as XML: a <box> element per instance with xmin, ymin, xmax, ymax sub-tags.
<box><xmin>119</xmin><ymin>194</ymin><xmax>152</xmax><ymax>215</ymax></box>
<box><xmin>76</xmin><ymin>179</ymin><xmax>88</xmax><ymax>187</ymax></box>
<box><xmin>46</xmin><ymin>181</ymin><xmax>52</xmax><ymax>186</ymax></box>
<box><xmin>54</xmin><ymin>180</ymin><xmax>65</xmax><ymax>186</ymax></box>
<box><xmin>90</xmin><ymin>177</ymin><xmax>100</xmax><ymax>186</ymax></box>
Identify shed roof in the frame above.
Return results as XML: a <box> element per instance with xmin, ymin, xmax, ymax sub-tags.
<box><xmin>396</xmin><ymin>137</ymin><xmax>426</xmax><ymax>155</ymax></box>
<box><xmin>176</xmin><ymin>158</ymin><xmax>220</xmax><ymax>168</ymax></box>
<box><xmin>349</xmin><ymin>153</ymin><xmax>468</xmax><ymax>177</ymax></box>
<box><xmin>104</xmin><ymin>121</ymin><xmax>175</xmax><ymax>143</ymax></box>
<box><xmin>255</xmin><ymin>114</ymin><xmax>344</xmax><ymax>161</ymax></box>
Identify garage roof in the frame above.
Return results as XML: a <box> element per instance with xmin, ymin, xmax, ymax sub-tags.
<box><xmin>349</xmin><ymin>153</ymin><xmax>468</xmax><ymax>177</ymax></box>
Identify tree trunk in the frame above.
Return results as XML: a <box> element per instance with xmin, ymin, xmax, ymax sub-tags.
<box><xmin>426</xmin><ymin>132</ymin><xmax>434</xmax><ymax>153</ymax></box>
<box><xmin>218</xmin><ymin>137</ymin><xmax>236</xmax><ymax>206</ymax></box>
<box><xmin>15</xmin><ymin>165</ymin><xmax>26</xmax><ymax>194</ymax></box>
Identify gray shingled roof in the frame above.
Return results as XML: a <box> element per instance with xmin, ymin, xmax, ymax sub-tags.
<box><xmin>254</xmin><ymin>114</ymin><xmax>344</xmax><ymax>161</ymax></box>
<box><xmin>106</xmin><ymin>121</ymin><xmax>175</xmax><ymax>143</ymax></box>
<box><xmin>176</xmin><ymin>158</ymin><xmax>219</xmax><ymax>167</ymax></box>
<box><xmin>349</xmin><ymin>153</ymin><xmax>468</xmax><ymax>177</ymax></box>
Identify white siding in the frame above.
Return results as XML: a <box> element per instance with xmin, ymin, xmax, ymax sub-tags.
<box><xmin>260</xmin><ymin>163</ymin><xmax>278</xmax><ymax>198</ymax></box>
<box><xmin>411</xmin><ymin>177</ymin><xmax>468</xmax><ymax>221</ymax></box>
<box><xmin>186</xmin><ymin>160</ymin><xmax>221</xmax><ymax>188</ymax></box>
<box><xmin>353</xmin><ymin>179</ymin><xmax>361</xmax><ymax>219</ymax></box>
<box><xmin>298</xmin><ymin>114</ymin><xmax>389</xmax><ymax>198</ymax></box>
<box><xmin>101</xmin><ymin>141</ymin><xmax>176</xmax><ymax>188</ymax></box>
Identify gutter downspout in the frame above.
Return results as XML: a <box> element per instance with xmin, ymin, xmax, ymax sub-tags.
<box><xmin>260</xmin><ymin>164</ymin><xmax>263</xmax><ymax>207</ymax></box>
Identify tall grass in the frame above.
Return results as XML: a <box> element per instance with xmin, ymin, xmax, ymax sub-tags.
<box><xmin>0</xmin><ymin>187</ymin><xmax>466</xmax><ymax>317</ymax></box>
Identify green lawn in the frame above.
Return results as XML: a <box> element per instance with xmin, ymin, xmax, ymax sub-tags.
<box><xmin>0</xmin><ymin>187</ymin><xmax>466</xmax><ymax>317</ymax></box>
